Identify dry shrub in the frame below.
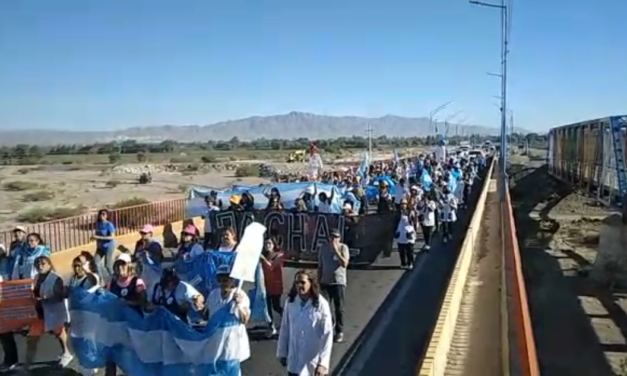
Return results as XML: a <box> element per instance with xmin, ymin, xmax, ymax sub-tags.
<box><xmin>107</xmin><ymin>197</ymin><xmax>183</xmax><ymax>230</ymax></box>
<box><xmin>22</xmin><ymin>191</ymin><xmax>55</xmax><ymax>202</ymax></box>
<box><xmin>3</xmin><ymin>181</ymin><xmax>40</xmax><ymax>191</ymax></box>
<box><xmin>235</xmin><ymin>165</ymin><xmax>259</xmax><ymax>177</ymax></box>
<box><xmin>17</xmin><ymin>206</ymin><xmax>84</xmax><ymax>223</ymax></box>
<box><xmin>105</xmin><ymin>180</ymin><xmax>120</xmax><ymax>188</ymax></box>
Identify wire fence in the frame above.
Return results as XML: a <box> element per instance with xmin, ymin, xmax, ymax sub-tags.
<box><xmin>0</xmin><ymin>198</ymin><xmax>188</xmax><ymax>253</ymax></box>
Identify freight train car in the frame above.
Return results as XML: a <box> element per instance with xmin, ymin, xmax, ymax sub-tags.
<box><xmin>547</xmin><ymin>115</ymin><xmax>626</xmax><ymax>207</ymax></box>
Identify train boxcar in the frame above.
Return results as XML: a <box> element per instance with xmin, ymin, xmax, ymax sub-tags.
<box><xmin>548</xmin><ymin>115</ymin><xmax>626</xmax><ymax>207</ymax></box>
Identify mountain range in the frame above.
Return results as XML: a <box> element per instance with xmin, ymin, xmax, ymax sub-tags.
<box><xmin>0</xmin><ymin>112</ymin><xmax>517</xmax><ymax>146</ymax></box>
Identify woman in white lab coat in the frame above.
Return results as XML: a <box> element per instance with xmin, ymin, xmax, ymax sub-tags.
<box><xmin>277</xmin><ymin>270</ymin><xmax>333</xmax><ymax>376</ymax></box>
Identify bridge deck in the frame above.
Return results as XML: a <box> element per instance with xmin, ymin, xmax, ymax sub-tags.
<box><xmin>444</xmin><ymin>176</ymin><xmax>503</xmax><ymax>375</ymax></box>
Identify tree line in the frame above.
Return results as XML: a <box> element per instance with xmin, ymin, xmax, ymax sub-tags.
<box><xmin>0</xmin><ymin>133</ymin><xmax>547</xmax><ymax>165</ymax></box>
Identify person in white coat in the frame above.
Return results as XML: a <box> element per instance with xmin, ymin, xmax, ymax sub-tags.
<box><xmin>439</xmin><ymin>186</ymin><xmax>458</xmax><ymax>243</ymax></box>
<box><xmin>277</xmin><ymin>270</ymin><xmax>333</xmax><ymax>376</ymax></box>
<box><xmin>394</xmin><ymin>204</ymin><xmax>417</xmax><ymax>270</ymax></box>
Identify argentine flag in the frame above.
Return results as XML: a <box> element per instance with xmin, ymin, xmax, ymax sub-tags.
<box><xmin>357</xmin><ymin>152</ymin><xmax>370</xmax><ymax>179</ymax></box>
<box><xmin>420</xmin><ymin>169</ymin><xmax>433</xmax><ymax>191</ymax></box>
<box><xmin>69</xmin><ymin>251</ymin><xmax>269</xmax><ymax>376</ymax></box>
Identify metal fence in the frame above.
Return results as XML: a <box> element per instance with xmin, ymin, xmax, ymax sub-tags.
<box><xmin>0</xmin><ymin>198</ymin><xmax>188</xmax><ymax>253</ymax></box>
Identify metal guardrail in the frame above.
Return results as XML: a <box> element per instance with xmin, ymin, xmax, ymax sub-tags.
<box><xmin>501</xmin><ymin>174</ymin><xmax>540</xmax><ymax>376</ymax></box>
<box><xmin>0</xmin><ymin>198</ymin><xmax>188</xmax><ymax>253</ymax></box>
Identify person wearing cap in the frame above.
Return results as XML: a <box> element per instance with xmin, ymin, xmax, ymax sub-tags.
<box><xmin>105</xmin><ymin>253</ymin><xmax>146</xmax><ymax>376</ymax></box>
<box><xmin>227</xmin><ymin>195</ymin><xmax>243</xmax><ymax>211</ymax></box>
<box><xmin>341</xmin><ymin>201</ymin><xmax>355</xmax><ymax>217</ymax></box>
<box><xmin>202</xmin><ymin>264</ymin><xmax>251</xmax><ymax>365</ymax></box>
<box><xmin>0</xmin><ymin>229</ymin><xmax>42</xmax><ymax>372</ymax></box>
<box><xmin>177</xmin><ymin>225</ymin><xmax>204</xmax><ymax>259</ymax></box>
<box><xmin>376</xmin><ymin>180</ymin><xmax>394</xmax><ymax>213</ymax></box>
<box><xmin>134</xmin><ymin>225</ymin><xmax>163</xmax><ymax>264</ymax></box>
<box><xmin>409</xmin><ymin>185</ymin><xmax>423</xmax><ymax>207</ymax></box>
<box><xmin>202</xmin><ymin>195</ymin><xmax>221</xmax><ymax>250</ymax></box>
<box><xmin>317</xmin><ymin>228</ymin><xmax>349</xmax><ymax>343</ymax></box>
<box><xmin>107</xmin><ymin>253</ymin><xmax>146</xmax><ymax>312</ymax></box>
<box><xmin>92</xmin><ymin>209</ymin><xmax>116</xmax><ymax>280</ymax></box>
<box><xmin>147</xmin><ymin>268</ymin><xmax>204</xmax><ymax>323</ymax></box>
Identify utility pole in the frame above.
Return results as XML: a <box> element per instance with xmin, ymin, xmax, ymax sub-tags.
<box><xmin>365</xmin><ymin>124</ymin><xmax>374</xmax><ymax>161</ymax></box>
<box><xmin>470</xmin><ymin>0</ymin><xmax>509</xmax><ymax>202</ymax></box>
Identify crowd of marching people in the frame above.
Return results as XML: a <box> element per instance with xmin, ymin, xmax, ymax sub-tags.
<box><xmin>0</xmin><ymin>145</ymin><xmax>487</xmax><ymax>376</ymax></box>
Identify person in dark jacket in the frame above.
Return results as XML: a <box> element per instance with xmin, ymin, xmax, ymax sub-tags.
<box><xmin>376</xmin><ymin>181</ymin><xmax>395</xmax><ymax>213</ymax></box>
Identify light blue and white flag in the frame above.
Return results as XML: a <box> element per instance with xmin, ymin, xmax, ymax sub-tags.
<box><xmin>420</xmin><ymin>169</ymin><xmax>433</xmax><ymax>191</ymax></box>
<box><xmin>69</xmin><ymin>250</ymin><xmax>270</xmax><ymax>376</ymax></box>
<box><xmin>68</xmin><ymin>288</ymin><xmax>243</xmax><ymax>376</ymax></box>
<box><xmin>356</xmin><ymin>152</ymin><xmax>370</xmax><ymax>179</ymax></box>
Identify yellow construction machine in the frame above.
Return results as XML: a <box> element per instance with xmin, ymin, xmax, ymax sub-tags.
<box><xmin>287</xmin><ymin>150</ymin><xmax>306</xmax><ymax>163</ymax></box>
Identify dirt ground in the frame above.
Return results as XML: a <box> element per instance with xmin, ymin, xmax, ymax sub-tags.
<box><xmin>0</xmin><ymin>146</ymin><xmax>432</xmax><ymax>230</ymax></box>
<box><xmin>510</xmin><ymin>161</ymin><xmax>627</xmax><ymax>376</ymax></box>
<box><xmin>0</xmin><ymin>164</ymin><xmax>269</xmax><ymax>228</ymax></box>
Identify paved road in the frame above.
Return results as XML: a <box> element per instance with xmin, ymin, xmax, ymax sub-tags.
<box><xmin>1</xmin><ymin>253</ymin><xmax>410</xmax><ymax>376</ymax></box>
<box><xmin>334</xmin><ymin>173</ymin><xmax>488</xmax><ymax>376</ymax></box>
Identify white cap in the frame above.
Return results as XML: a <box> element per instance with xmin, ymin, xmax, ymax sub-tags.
<box><xmin>13</xmin><ymin>226</ymin><xmax>26</xmax><ymax>233</ymax></box>
<box><xmin>116</xmin><ymin>253</ymin><xmax>132</xmax><ymax>264</ymax></box>
<box><xmin>304</xmin><ymin>186</ymin><xmax>315</xmax><ymax>194</ymax></box>
<box><xmin>343</xmin><ymin>203</ymin><xmax>352</xmax><ymax>210</ymax></box>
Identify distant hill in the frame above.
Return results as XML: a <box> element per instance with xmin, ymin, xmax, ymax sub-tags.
<box><xmin>0</xmin><ymin>112</ymin><xmax>519</xmax><ymax>146</ymax></box>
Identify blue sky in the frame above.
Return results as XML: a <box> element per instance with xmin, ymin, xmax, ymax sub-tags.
<box><xmin>0</xmin><ymin>0</ymin><xmax>624</xmax><ymax>133</ymax></box>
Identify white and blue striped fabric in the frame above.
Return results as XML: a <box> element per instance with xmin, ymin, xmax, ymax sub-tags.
<box><xmin>421</xmin><ymin>169</ymin><xmax>433</xmax><ymax>191</ymax></box>
<box><xmin>356</xmin><ymin>151</ymin><xmax>369</xmax><ymax>179</ymax></box>
<box><xmin>69</xmin><ymin>288</ymin><xmax>242</xmax><ymax>376</ymax></box>
<box><xmin>69</xmin><ymin>251</ymin><xmax>268</xmax><ymax>376</ymax></box>
<box><xmin>365</xmin><ymin>176</ymin><xmax>396</xmax><ymax>201</ymax></box>
<box><xmin>186</xmin><ymin>182</ymin><xmax>347</xmax><ymax>216</ymax></box>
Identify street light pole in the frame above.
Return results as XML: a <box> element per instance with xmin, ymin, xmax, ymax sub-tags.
<box><xmin>365</xmin><ymin>124</ymin><xmax>374</xmax><ymax>161</ymax></box>
<box><xmin>444</xmin><ymin>110</ymin><xmax>464</xmax><ymax>137</ymax></box>
<box><xmin>429</xmin><ymin>101</ymin><xmax>453</xmax><ymax>135</ymax></box>
<box><xmin>470</xmin><ymin>0</ymin><xmax>509</xmax><ymax>201</ymax></box>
